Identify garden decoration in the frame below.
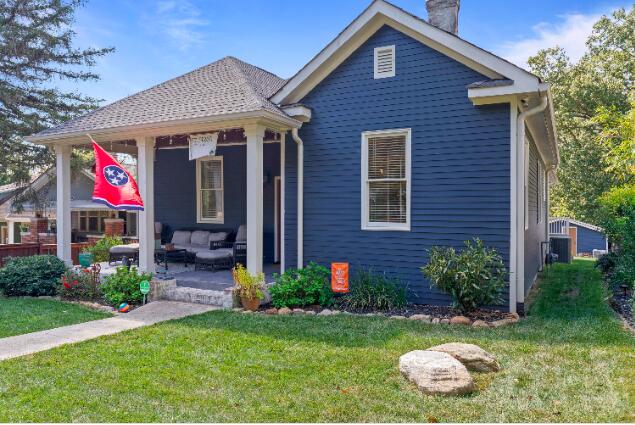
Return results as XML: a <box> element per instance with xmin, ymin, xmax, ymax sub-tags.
<box><xmin>232</xmin><ymin>264</ymin><xmax>264</xmax><ymax>311</ymax></box>
<box><xmin>118</xmin><ymin>303</ymin><xmax>130</xmax><ymax>313</ymax></box>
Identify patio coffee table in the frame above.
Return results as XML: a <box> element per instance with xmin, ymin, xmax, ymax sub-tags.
<box><xmin>155</xmin><ymin>248</ymin><xmax>188</xmax><ymax>270</ymax></box>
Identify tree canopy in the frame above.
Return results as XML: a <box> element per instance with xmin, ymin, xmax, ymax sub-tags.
<box><xmin>527</xmin><ymin>6</ymin><xmax>634</xmax><ymax>225</ymax></box>
<box><xmin>0</xmin><ymin>0</ymin><xmax>113</xmax><ymax>183</ymax></box>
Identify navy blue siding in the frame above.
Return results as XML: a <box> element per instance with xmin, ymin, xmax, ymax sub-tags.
<box><xmin>524</xmin><ymin>134</ymin><xmax>548</xmax><ymax>293</ymax></box>
<box><xmin>155</xmin><ymin>144</ymin><xmax>280</xmax><ymax>262</ymax></box>
<box><xmin>284</xmin><ymin>25</ymin><xmax>511</xmax><ymax>307</ymax></box>
<box><xmin>576</xmin><ymin>226</ymin><xmax>607</xmax><ymax>254</ymax></box>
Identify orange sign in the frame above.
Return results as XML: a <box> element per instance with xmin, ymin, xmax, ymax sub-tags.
<box><xmin>331</xmin><ymin>263</ymin><xmax>349</xmax><ymax>293</ymax></box>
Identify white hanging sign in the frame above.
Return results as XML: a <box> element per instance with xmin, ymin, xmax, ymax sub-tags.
<box><xmin>189</xmin><ymin>133</ymin><xmax>218</xmax><ymax>160</ymax></box>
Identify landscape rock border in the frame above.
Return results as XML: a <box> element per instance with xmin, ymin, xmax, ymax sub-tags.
<box><xmin>232</xmin><ymin>307</ymin><xmax>521</xmax><ymax>328</ymax></box>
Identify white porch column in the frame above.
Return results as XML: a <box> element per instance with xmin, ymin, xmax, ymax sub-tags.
<box><xmin>136</xmin><ymin>136</ymin><xmax>155</xmax><ymax>273</ymax></box>
<box><xmin>244</xmin><ymin>124</ymin><xmax>265</xmax><ymax>274</ymax></box>
<box><xmin>280</xmin><ymin>131</ymin><xmax>286</xmax><ymax>272</ymax></box>
<box><xmin>7</xmin><ymin>220</ymin><xmax>15</xmax><ymax>244</ymax></box>
<box><xmin>55</xmin><ymin>144</ymin><xmax>72</xmax><ymax>264</ymax></box>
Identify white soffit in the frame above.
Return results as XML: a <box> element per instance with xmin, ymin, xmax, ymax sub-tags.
<box><xmin>272</xmin><ymin>0</ymin><xmax>542</xmax><ymax>105</ymax></box>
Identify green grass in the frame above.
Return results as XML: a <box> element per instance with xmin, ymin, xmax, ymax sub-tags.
<box><xmin>0</xmin><ymin>260</ymin><xmax>633</xmax><ymax>422</ymax></box>
<box><xmin>0</xmin><ymin>297</ymin><xmax>111</xmax><ymax>338</ymax></box>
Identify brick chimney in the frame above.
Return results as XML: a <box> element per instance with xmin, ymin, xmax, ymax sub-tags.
<box><xmin>426</xmin><ymin>0</ymin><xmax>460</xmax><ymax>34</ymax></box>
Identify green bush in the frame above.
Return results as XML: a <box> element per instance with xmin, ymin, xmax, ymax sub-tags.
<box><xmin>100</xmin><ymin>266</ymin><xmax>152</xmax><ymax>306</ymax></box>
<box><xmin>340</xmin><ymin>270</ymin><xmax>406</xmax><ymax>310</ymax></box>
<box><xmin>0</xmin><ymin>255</ymin><xmax>68</xmax><ymax>296</ymax></box>
<box><xmin>270</xmin><ymin>262</ymin><xmax>332</xmax><ymax>308</ymax></box>
<box><xmin>89</xmin><ymin>236</ymin><xmax>123</xmax><ymax>262</ymax></box>
<box><xmin>595</xmin><ymin>252</ymin><xmax>618</xmax><ymax>275</ymax></box>
<box><xmin>421</xmin><ymin>238</ymin><xmax>506</xmax><ymax>313</ymax></box>
<box><xmin>599</xmin><ymin>185</ymin><xmax>635</xmax><ymax>288</ymax></box>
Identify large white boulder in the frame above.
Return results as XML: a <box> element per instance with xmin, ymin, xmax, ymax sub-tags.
<box><xmin>428</xmin><ymin>343</ymin><xmax>500</xmax><ymax>373</ymax></box>
<box><xmin>399</xmin><ymin>350</ymin><xmax>474</xmax><ymax>396</ymax></box>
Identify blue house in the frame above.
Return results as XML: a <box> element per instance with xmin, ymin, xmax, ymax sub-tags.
<box><xmin>549</xmin><ymin>218</ymin><xmax>608</xmax><ymax>257</ymax></box>
<box><xmin>27</xmin><ymin>0</ymin><xmax>558</xmax><ymax>313</ymax></box>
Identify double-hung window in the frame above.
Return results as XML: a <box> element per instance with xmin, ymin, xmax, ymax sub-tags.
<box><xmin>361</xmin><ymin>129</ymin><xmax>411</xmax><ymax>231</ymax></box>
<box><xmin>196</xmin><ymin>156</ymin><xmax>224</xmax><ymax>223</ymax></box>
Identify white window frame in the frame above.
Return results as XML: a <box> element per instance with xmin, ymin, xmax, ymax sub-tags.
<box><xmin>361</xmin><ymin>128</ymin><xmax>411</xmax><ymax>231</ymax></box>
<box><xmin>196</xmin><ymin>156</ymin><xmax>224</xmax><ymax>224</ymax></box>
<box><xmin>374</xmin><ymin>45</ymin><xmax>395</xmax><ymax>79</ymax></box>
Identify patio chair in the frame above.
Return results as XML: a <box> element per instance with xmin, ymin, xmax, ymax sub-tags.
<box><xmin>195</xmin><ymin>224</ymin><xmax>246</xmax><ymax>270</ymax></box>
<box><xmin>108</xmin><ymin>243</ymin><xmax>139</xmax><ymax>265</ymax></box>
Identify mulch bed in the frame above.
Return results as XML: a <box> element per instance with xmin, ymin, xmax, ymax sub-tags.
<box><xmin>261</xmin><ymin>303</ymin><xmax>511</xmax><ymax>322</ymax></box>
<box><xmin>610</xmin><ymin>286</ymin><xmax>634</xmax><ymax>330</ymax></box>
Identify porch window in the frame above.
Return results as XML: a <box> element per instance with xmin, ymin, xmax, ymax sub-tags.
<box><xmin>196</xmin><ymin>157</ymin><xmax>224</xmax><ymax>223</ymax></box>
<box><xmin>361</xmin><ymin>129</ymin><xmax>411</xmax><ymax>231</ymax></box>
<box><xmin>74</xmin><ymin>210</ymin><xmax>115</xmax><ymax>233</ymax></box>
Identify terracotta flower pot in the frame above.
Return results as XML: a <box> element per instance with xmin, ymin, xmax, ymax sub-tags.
<box><xmin>241</xmin><ymin>297</ymin><xmax>260</xmax><ymax>312</ymax></box>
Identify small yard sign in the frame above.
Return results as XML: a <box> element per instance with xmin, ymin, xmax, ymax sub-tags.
<box><xmin>140</xmin><ymin>280</ymin><xmax>150</xmax><ymax>305</ymax></box>
<box><xmin>331</xmin><ymin>263</ymin><xmax>349</xmax><ymax>293</ymax></box>
<box><xmin>189</xmin><ymin>133</ymin><xmax>218</xmax><ymax>160</ymax></box>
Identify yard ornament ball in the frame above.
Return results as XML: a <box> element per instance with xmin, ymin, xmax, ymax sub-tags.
<box><xmin>118</xmin><ymin>303</ymin><xmax>130</xmax><ymax>313</ymax></box>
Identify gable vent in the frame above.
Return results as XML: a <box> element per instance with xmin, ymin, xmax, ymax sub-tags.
<box><xmin>374</xmin><ymin>45</ymin><xmax>395</xmax><ymax>79</ymax></box>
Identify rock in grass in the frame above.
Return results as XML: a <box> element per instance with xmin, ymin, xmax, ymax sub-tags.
<box><xmin>304</xmin><ymin>310</ymin><xmax>316</xmax><ymax>315</ymax></box>
<box><xmin>278</xmin><ymin>307</ymin><xmax>292</xmax><ymax>315</ymax></box>
<box><xmin>410</xmin><ymin>314</ymin><xmax>432</xmax><ymax>322</ymax></box>
<box><xmin>399</xmin><ymin>350</ymin><xmax>474</xmax><ymax>396</ymax></box>
<box><xmin>431</xmin><ymin>317</ymin><xmax>441</xmax><ymax>324</ymax></box>
<box><xmin>450</xmin><ymin>316</ymin><xmax>471</xmax><ymax>325</ymax></box>
<box><xmin>428</xmin><ymin>343</ymin><xmax>500</xmax><ymax>373</ymax></box>
<box><xmin>508</xmin><ymin>312</ymin><xmax>520</xmax><ymax>322</ymax></box>
<box><xmin>472</xmin><ymin>320</ymin><xmax>490</xmax><ymax>328</ymax></box>
<box><xmin>265</xmin><ymin>308</ymin><xmax>278</xmax><ymax>315</ymax></box>
<box><xmin>318</xmin><ymin>309</ymin><xmax>333</xmax><ymax>316</ymax></box>
<box><xmin>292</xmin><ymin>308</ymin><xmax>305</xmax><ymax>314</ymax></box>
<box><xmin>440</xmin><ymin>318</ymin><xmax>450</xmax><ymax>324</ymax></box>
<box><xmin>490</xmin><ymin>318</ymin><xmax>513</xmax><ymax>328</ymax></box>
<box><xmin>391</xmin><ymin>315</ymin><xmax>407</xmax><ymax>320</ymax></box>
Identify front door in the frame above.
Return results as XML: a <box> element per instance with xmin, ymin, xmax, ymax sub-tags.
<box><xmin>569</xmin><ymin>226</ymin><xmax>578</xmax><ymax>258</ymax></box>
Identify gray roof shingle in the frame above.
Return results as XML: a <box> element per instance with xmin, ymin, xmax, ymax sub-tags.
<box><xmin>35</xmin><ymin>56</ymin><xmax>288</xmax><ymax>138</ymax></box>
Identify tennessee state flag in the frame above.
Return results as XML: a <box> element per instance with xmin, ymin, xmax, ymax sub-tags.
<box><xmin>91</xmin><ymin>139</ymin><xmax>144</xmax><ymax>211</ymax></box>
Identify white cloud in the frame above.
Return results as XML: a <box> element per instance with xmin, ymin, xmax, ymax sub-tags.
<box><xmin>145</xmin><ymin>1</ymin><xmax>209</xmax><ymax>50</ymax></box>
<box><xmin>497</xmin><ymin>12</ymin><xmax>605</xmax><ymax>68</ymax></box>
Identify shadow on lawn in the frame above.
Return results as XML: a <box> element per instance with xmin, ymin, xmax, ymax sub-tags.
<box><xmin>171</xmin><ymin>261</ymin><xmax>634</xmax><ymax>350</ymax></box>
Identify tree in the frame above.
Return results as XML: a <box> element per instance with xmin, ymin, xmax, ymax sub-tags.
<box><xmin>527</xmin><ymin>6</ymin><xmax>635</xmax><ymax>224</ymax></box>
<box><xmin>0</xmin><ymin>0</ymin><xmax>113</xmax><ymax>183</ymax></box>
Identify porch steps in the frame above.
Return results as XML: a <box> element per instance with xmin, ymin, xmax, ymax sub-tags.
<box><xmin>151</xmin><ymin>279</ymin><xmax>236</xmax><ymax>308</ymax></box>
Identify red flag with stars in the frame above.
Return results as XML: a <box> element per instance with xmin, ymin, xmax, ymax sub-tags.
<box><xmin>91</xmin><ymin>138</ymin><xmax>144</xmax><ymax>211</ymax></box>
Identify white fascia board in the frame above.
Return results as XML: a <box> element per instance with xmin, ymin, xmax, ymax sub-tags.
<box><xmin>468</xmin><ymin>82</ymin><xmax>550</xmax><ymax>104</ymax></box>
<box><xmin>272</xmin><ymin>0</ymin><xmax>541</xmax><ymax>105</ymax></box>
<box><xmin>25</xmin><ymin>110</ymin><xmax>302</xmax><ymax>146</ymax></box>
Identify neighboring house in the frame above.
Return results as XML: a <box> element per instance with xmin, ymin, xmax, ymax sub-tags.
<box><xmin>25</xmin><ymin>0</ymin><xmax>558</xmax><ymax>312</ymax></box>
<box><xmin>0</xmin><ymin>169</ymin><xmax>137</xmax><ymax>244</ymax></box>
<box><xmin>549</xmin><ymin>218</ymin><xmax>608</xmax><ymax>257</ymax></box>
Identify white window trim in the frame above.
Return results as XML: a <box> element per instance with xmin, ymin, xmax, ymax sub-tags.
<box><xmin>374</xmin><ymin>45</ymin><xmax>395</xmax><ymax>79</ymax></box>
<box><xmin>196</xmin><ymin>156</ymin><xmax>224</xmax><ymax>224</ymax></box>
<box><xmin>361</xmin><ymin>128</ymin><xmax>411</xmax><ymax>231</ymax></box>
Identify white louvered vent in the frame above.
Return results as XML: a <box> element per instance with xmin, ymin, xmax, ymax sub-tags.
<box><xmin>374</xmin><ymin>45</ymin><xmax>395</xmax><ymax>79</ymax></box>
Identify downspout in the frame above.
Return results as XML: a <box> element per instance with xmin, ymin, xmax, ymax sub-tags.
<box><xmin>515</xmin><ymin>92</ymin><xmax>548</xmax><ymax>307</ymax></box>
<box><xmin>291</xmin><ymin>128</ymin><xmax>303</xmax><ymax>268</ymax></box>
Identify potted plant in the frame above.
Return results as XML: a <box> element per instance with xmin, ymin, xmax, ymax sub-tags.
<box><xmin>78</xmin><ymin>248</ymin><xmax>94</xmax><ymax>267</ymax></box>
<box><xmin>232</xmin><ymin>263</ymin><xmax>265</xmax><ymax>311</ymax></box>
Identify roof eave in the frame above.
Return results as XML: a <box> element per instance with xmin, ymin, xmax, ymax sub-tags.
<box><xmin>26</xmin><ymin>109</ymin><xmax>302</xmax><ymax>145</ymax></box>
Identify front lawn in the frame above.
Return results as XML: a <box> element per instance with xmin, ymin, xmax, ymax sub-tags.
<box><xmin>0</xmin><ymin>297</ymin><xmax>111</xmax><ymax>339</ymax></box>
<box><xmin>0</xmin><ymin>260</ymin><xmax>633</xmax><ymax>422</ymax></box>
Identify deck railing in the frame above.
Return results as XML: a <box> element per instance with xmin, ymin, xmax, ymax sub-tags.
<box><xmin>549</xmin><ymin>218</ymin><xmax>570</xmax><ymax>236</ymax></box>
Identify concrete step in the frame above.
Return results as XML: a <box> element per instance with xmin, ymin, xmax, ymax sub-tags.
<box><xmin>151</xmin><ymin>279</ymin><xmax>235</xmax><ymax>308</ymax></box>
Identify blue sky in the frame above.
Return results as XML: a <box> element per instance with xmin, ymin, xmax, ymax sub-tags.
<box><xmin>65</xmin><ymin>0</ymin><xmax>630</xmax><ymax>104</ymax></box>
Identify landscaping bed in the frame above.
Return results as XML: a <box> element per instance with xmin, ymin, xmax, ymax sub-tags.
<box><xmin>610</xmin><ymin>286</ymin><xmax>634</xmax><ymax>329</ymax></box>
<box><xmin>0</xmin><ymin>260</ymin><xmax>632</xmax><ymax>422</ymax></box>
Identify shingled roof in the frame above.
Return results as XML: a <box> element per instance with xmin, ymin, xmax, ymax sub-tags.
<box><xmin>35</xmin><ymin>56</ymin><xmax>288</xmax><ymax>138</ymax></box>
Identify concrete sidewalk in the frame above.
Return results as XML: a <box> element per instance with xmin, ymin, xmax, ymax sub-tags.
<box><xmin>0</xmin><ymin>301</ymin><xmax>218</xmax><ymax>361</ymax></box>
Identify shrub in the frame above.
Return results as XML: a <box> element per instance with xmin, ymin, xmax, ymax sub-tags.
<box><xmin>270</xmin><ymin>262</ymin><xmax>332</xmax><ymax>308</ymax></box>
<box><xmin>89</xmin><ymin>236</ymin><xmax>123</xmax><ymax>262</ymax></box>
<box><xmin>100</xmin><ymin>266</ymin><xmax>152</xmax><ymax>306</ymax></box>
<box><xmin>0</xmin><ymin>255</ymin><xmax>67</xmax><ymax>297</ymax></box>
<box><xmin>232</xmin><ymin>263</ymin><xmax>264</xmax><ymax>300</ymax></box>
<box><xmin>340</xmin><ymin>270</ymin><xmax>406</xmax><ymax>310</ymax></box>
<box><xmin>58</xmin><ymin>267</ymin><xmax>101</xmax><ymax>301</ymax></box>
<box><xmin>421</xmin><ymin>238</ymin><xmax>506</xmax><ymax>313</ymax></box>
<box><xmin>595</xmin><ymin>252</ymin><xmax>618</xmax><ymax>275</ymax></box>
<box><xmin>599</xmin><ymin>185</ymin><xmax>635</xmax><ymax>288</ymax></box>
